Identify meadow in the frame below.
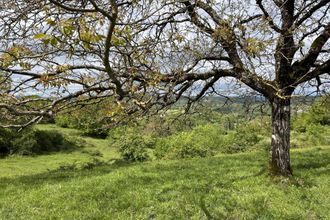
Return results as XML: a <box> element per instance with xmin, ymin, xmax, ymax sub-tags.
<box><xmin>0</xmin><ymin>123</ymin><xmax>329</xmax><ymax>219</ymax></box>
<box><xmin>0</xmin><ymin>97</ymin><xmax>329</xmax><ymax>219</ymax></box>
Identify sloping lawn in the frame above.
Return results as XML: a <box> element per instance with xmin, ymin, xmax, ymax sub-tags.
<box><xmin>0</xmin><ymin>145</ymin><xmax>329</xmax><ymax>219</ymax></box>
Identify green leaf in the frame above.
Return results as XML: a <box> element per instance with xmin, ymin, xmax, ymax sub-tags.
<box><xmin>50</xmin><ymin>38</ymin><xmax>58</xmax><ymax>47</ymax></box>
<box><xmin>46</xmin><ymin>19</ymin><xmax>56</xmax><ymax>26</ymax></box>
<box><xmin>34</xmin><ymin>33</ymin><xmax>48</xmax><ymax>39</ymax></box>
<box><xmin>43</xmin><ymin>38</ymin><xmax>50</xmax><ymax>45</ymax></box>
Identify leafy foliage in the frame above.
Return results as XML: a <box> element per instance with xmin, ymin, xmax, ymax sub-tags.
<box><xmin>291</xmin><ymin>96</ymin><xmax>330</xmax><ymax>147</ymax></box>
<box><xmin>0</xmin><ymin>128</ymin><xmax>13</xmax><ymax>156</ymax></box>
<box><xmin>118</xmin><ymin>137</ymin><xmax>150</xmax><ymax>162</ymax></box>
<box><xmin>55</xmin><ymin>101</ymin><xmax>112</xmax><ymax>138</ymax></box>
<box><xmin>154</xmin><ymin>122</ymin><xmax>264</xmax><ymax>159</ymax></box>
<box><xmin>293</xmin><ymin>96</ymin><xmax>330</xmax><ymax>132</ymax></box>
<box><xmin>10</xmin><ymin>129</ymin><xmax>77</xmax><ymax>155</ymax></box>
<box><xmin>155</xmin><ymin>124</ymin><xmax>221</xmax><ymax>159</ymax></box>
<box><xmin>109</xmin><ymin>126</ymin><xmax>153</xmax><ymax>162</ymax></box>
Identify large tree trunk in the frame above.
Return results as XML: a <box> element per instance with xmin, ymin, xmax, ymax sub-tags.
<box><xmin>270</xmin><ymin>96</ymin><xmax>293</xmax><ymax>176</ymax></box>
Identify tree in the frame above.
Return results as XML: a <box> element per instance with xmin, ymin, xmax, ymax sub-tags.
<box><xmin>0</xmin><ymin>0</ymin><xmax>137</xmax><ymax>127</ymax></box>
<box><xmin>148</xmin><ymin>0</ymin><xmax>330</xmax><ymax>175</ymax></box>
<box><xmin>0</xmin><ymin>0</ymin><xmax>329</xmax><ymax>175</ymax></box>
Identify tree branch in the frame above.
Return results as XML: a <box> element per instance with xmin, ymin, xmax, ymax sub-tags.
<box><xmin>256</xmin><ymin>0</ymin><xmax>282</xmax><ymax>33</ymax></box>
<box><xmin>294</xmin><ymin>0</ymin><xmax>330</xmax><ymax>28</ymax></box>
<box><xmin>293</xmin><ymin>23</ymin><xmax>330</xmax><ymax>74</ymax></box>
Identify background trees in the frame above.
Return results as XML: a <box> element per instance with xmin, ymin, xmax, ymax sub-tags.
<box><xmin>0</xmin><ymin>0</ymin><xmax>329</xmax><ymax>175</ymax></box>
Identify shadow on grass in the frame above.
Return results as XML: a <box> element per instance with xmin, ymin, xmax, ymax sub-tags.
<box><xmin>196</xmin><ymin>147</ymin><xmax>330</xmax><ymax>219</ymax></box>
<box><xmin>0</xmin><ymin>159</ymin><xmax>133</xmax><ymax>189</ymax></box>
<box><xmin>293</xmin><ymin>152</ymin><xmax>329</xmax><ymax>170</ymax></box>
<box><xmin>198</xmin><ymin>166</ymin><xmax>267</xmax><ymax>220</ymax></box>
<box><xmin>1</xmin><ymin>151</ymin><xmax>264</xmax><ymax>186</ymax></box>
<box><xmin>1</xmin><ymin>147</ymin><xmax>328</xmax><ymax>211</ymax></box>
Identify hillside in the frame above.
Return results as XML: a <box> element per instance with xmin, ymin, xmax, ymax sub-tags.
<box><xmin>0</xmin><ymin>125</ymin><xmax>329</xmax><ymax>219</ymax></box>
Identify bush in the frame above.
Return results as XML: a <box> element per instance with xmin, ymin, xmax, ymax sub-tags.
<box><xmin>0</xmin><ymin>128</ymin><xmax>14</xmax><ymax>156</ymax></box>
<box><xmin>154</xmin><ymin>121</ymin><xmax>265</xmax><ymax>160</ymax></box>
<box><xmin>305</xmin><ymin>124</ymin><xmax>330</xmax><ymax>146</ymax></box>
<box><xmin>81</xmin><ymin>127</ymin><xmax>108</xmax><ymax>139</ymax></box>
<box><xmin>155</xmin><ymin>124</ymin><xmax>227</xmax><ymax>159</ymax></box>
<box><xmin>291</xmin><ymin>124</ymin><xmax>330</xmax><ymax>148</ymax></box>
<box><xmin>11</xmin><ymin>129</ymin><xmax>76</xmax><ymax>155</ymax></box>
<box><xmin>307</xmin><ymin>96</ymin><xmax>330</xmax><ymax>125</ymax></box>
<box><xmin>293</xmin><ymin>96</ymin><xmax>330</xmax><ymax>132</ymax></box>
<box><xmin>155</xmin><ymin>132</ymin><xmax>205</xmax><ymax>159</ymax></box>
<box><xmin>232</xmin><ymin>126</ymin><xmax>262</xmax><ymax>149</ymax></box>
<box><xmin>253</xmin><ymin>138</ymin><xmax>271</xmax><ymax>151</ymax></box>
<box><xmin>55</xmin><ymin>114</ymin><xmax>73</xmax><ymax>128</ymax></box>
<box><xmin>118</xmin><ymin>134</ymin><xmax>150</xmax><ymax>162</ymax></box>
<box><xmin>292</xmin><ymin>115</ymin><xmax>308</xmax><ymax>133</ymax></box>
<box><xmin>54</xmin><ymin>100</ymin><xmax>114</xmax><ymax>138</ymax></box>
<box><xmin>108</xmin><ymin>125</ymin><xmax>156</xmax><ymax>162</ymax></box>
<box><xmin>55</xmin><ymin>113</ymin><xmax>109</xmax><ymax>138</ymax></box>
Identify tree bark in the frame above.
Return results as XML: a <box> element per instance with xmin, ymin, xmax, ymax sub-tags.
<box><xmin>270</xmin><ymin>96</ymin><xmax>293</xmax><ymax>176</ymax></box>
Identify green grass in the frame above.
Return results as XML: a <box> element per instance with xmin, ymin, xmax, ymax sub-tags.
<box><xmin>0</xmin><ymin>125</ymin><xmax>329</xmax><ymax>219</ymax></box>
<box><xmin>0</xmin><ymin>124</ymin><xmax>119</xmax><ymax>178</ymax></box>
<box><xmin>37</xmin><ymin>124</ymin><xmax>120</xmax><ymax>159</ymax></box>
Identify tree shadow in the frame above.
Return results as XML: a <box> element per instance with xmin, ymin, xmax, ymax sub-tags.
<box><xmin>0</xmin><ymin>158</ymin><xmax>133</xmax><ymax>190</ymax></box>
<box><xmin>291</xmin><ymin>147</ymin><xmax>330</xmax><ymax>176</ymax></box>
<box><xmin>196</xmin><ymin>147</ymin><xmax>329</xmax><ymax>219</ymax></box>
<box><xmin>198</xmin><ymin>166</ymin><xmax>267</xmax><ymax>220</ymax></box>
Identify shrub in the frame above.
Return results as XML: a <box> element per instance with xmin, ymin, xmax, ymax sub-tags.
<box><xmin>307</xmin><ymin>96</ymin><xmax>330</xmax><ymax>125</ymax></box>
<box><xmin>80</xmin><ymin>158</ymin><xmax>107</xmax><ymax>170</ymax></box>
<box><xmin>292</xmin><ymin>115</ymin><xmax>308</xmax><ymax>133</ymax></box>
<box><xmin>118</xmin><ymin>134</ymin><xmax>150</xmax><ymax>162</ymax></box>
<box><xmin>107</xmin><ymin>125</ymin><xmax>129</xmax><ymax>140</ymax></box>
<box><xmin>155</xmin><ymin>132</ymin><xmax>205</xmax><ymax>159</ymax></box>
<box><xmin>290</xmin><ymin>139</ymin><xmax>301</xmax><ymax>149</ymax></box>
<box><xmin>291</xmin><ymin>124</ymin><xmax>330</xmax><ymax>148</ymax></box>
<box><xmin>0</xmin><ymin>128</ymin><xmax>14</xmax><ymax>156</ymax></box>
<box><xmin>11</xmin><ymin>129</ymin><xmax>76</xmax><ymax>155</ymax></box>
<box><xmin>253</xmin><ymin>138</ymin><xmax>271</xmax><ymax>151</ymax></box>
<box><xmin>81</xmin><ymin>128</ymin><xmax>108</xmax><ymax>139</ymax></box>
<box><xmin>55</xmin><ymin>100</ymin><xmax>114</xmax><ymax>138</ymax></box>
<box><xmin>54</xmin><ymin>115</ymin><xmax>68</xmax><ymax>128</ymax></box>
<box><xmin>155</xmin><ymin>124</ymin><xmax>227</xmax><ymax>159</ymax></box>
<box><xmin>108</xmin><ymin>125</ymin><xmax>156</xmax><ymax>162</ymax></box>
<box><xmin>232</xmin><ymin>127</ymin><xmax>262</xmax><ymax>148</ymax></box>
<box><xmin>305</xmin><ymin>124</ymin><xmax>330</xmax><ymax>146</ymax></box>
<box><xmin>11</xmin><ymin>131</ymin><xmax>38</xmax><ymax>155</ymax></box>
<box><xmin>212</xmin><ymin>119</ymin><xmax>265</xmax><ymax>153</ymax></box>
<box><xmin>154</xmin><ymin>122</ymin><xmax>265</xmax><ymax>160</ymax></box>
<box><xmin>55</xmin><ymin>113</ymin><xmax>109</xmax><ymax>138</ymax></box>
<box><xmin>293</xmin><ymin>96</ymin><xmax>330</xmax><ymax>132</ymax></box>
<box><xmin>55</xmin><ymin>114</ymin><xmax>78</xmax><ymax>128</ymax></box>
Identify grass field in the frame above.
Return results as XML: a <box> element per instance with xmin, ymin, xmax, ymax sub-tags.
<box><xmin>0</xmin><ymin>125</ymin><xmax>329</xmax><ymax>219</ymax></box>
